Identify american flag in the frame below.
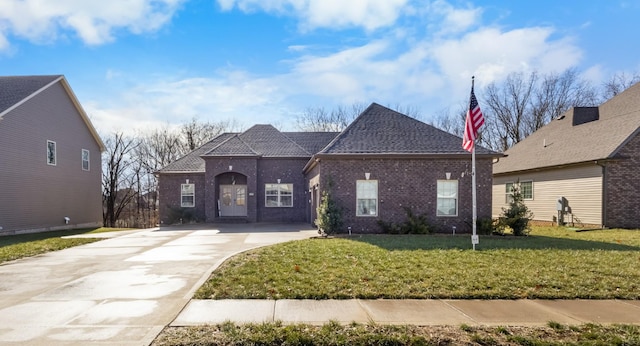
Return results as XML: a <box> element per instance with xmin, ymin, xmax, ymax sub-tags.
<box><xmin>462</xmin><ymin>82</ymin><xmax>485</xmax><ymax>152</ymax></box>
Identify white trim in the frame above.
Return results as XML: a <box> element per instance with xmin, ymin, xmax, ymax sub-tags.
<box><xmin>265</xmin><ymin>183</ymin><xmax>293</xmax><ymax>207</ymax></box>
<box><xmin>81</xmin><ymin>149</ymin><xmax>90</xmax><ymax>171</ymax></box>
<box><xmin>356</xmin><ymin>180</ymin><xmax>378</xmax><ymax>217</ymax></box>
<box><xmin>436</xmin><ymin>179</ymin><xmax>458</xmax><ymax>217</ymax></box>
<box><xmin>181</xmin><ymin>183</ymin><xmax>195</xmax><ymax>208</ymax></box>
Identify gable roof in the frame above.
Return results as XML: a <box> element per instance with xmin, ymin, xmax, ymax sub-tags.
<box><xmin>0</xmin><ymin>75</ymin><xmax>106</xmax><ymax>152</ymax></box>
<box><xmin>283</xmin><ymin>132</ymin><xmax>341</xmax><ymax>154</ymax></box>
<box><xmin>157</xmin><ymin>127</ymin><xmax>338</xmax><ymax>173</ymax></box>
<box><xmin>318</xmin><ymin>103</ymin><xmax>496</xmax><ymax>156</ymax></box>
<box><xmin>157</xmin><ymin>133</ymin><xmax>237</xmax><ymax>173</ymax></box>
<box><xmin>493</xmin><ymin>82</ymin><xmax>640</xmax><ymax>175</ymax></box>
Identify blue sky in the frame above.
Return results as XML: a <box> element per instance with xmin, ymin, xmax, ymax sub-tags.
<box><xmin>1</xmin><ymin>0</ymin><xmax>638</xmax><ymax>135</ymax></box>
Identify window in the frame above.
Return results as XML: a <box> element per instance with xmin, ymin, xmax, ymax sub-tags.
<box><xmin>356</xmin><ymin>180</ymin><xmax>378</xmax><ymax>216</ymax></box>
<box><xmin>82</xmin><ymin>149</ymin><xmax>90</xmax><ymax>171</ymax></box>
<box><xmin>437</xmin><ymin>180</ymin><xmax>458</xmax><ymax>216</ymax></box>
<box><xmin>505</xmin><ymin>181</ymin><xmax>533</xmax><ymax>203</ymax></box>
<box><xmin>47</xmin><ymin>140</ymin><xmax>56</xmax><ymax>165</ymax></box>
<box><xmin>181</xmin><ymin>183</ymin><xmax>195</xmax><ymax>207</ymax></box>
<box><xmin>520</xmin><ymin>181</ymin><xmax>533</xmax><ymax>200</ymax></box>
<box><xmin>265</xmin><ymin>183</ymin><xmax>293</xmax><ymax>207</ymax></box>
<box><xmin>505</xmin><ymin>182</ymin><xmax>514</xmax><ymax>204</ymax></box>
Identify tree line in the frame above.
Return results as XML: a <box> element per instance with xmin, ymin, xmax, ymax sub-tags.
<box><xmin>101</xmin><ymin>118</ymin><xmax>239</xmax><ymax>227</ymax></box>
<box><xmin>294</xmin><ymin>69</ymin><xmax>639</xmax><ymax>152</ymax></box>
<box><xmin>101</xmin><ymin>69</ymin><xmax>639</xmax><ymax>227</ymax></box>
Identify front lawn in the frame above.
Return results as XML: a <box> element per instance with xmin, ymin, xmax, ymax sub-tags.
<box><xmin>153</xmin><ymin>321</ymin><xmax>640</xmax><ymax>346</ymax></box>
<box><xmin>196</xmin><ymin>227</ymin><xmax>640</xmax><ymax>300</ymax></box>
<box><xmin>0</xmin><ymin>227</ymin><xmax>133</xmax><ymax>263</ymax></box>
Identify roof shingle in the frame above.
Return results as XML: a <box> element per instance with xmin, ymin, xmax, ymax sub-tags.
<box><xmin>494</xmin><ymin>82</ymin><xmax>640</xmax><ymax>174</ymax></box>
<box><xmin>319</xmin><ymin>103</ymin><xmax>496</xmax><ymax>155</ymax></box>
<box><xmin>0</xmin><ymin>75</ymin><xmax>62</xmax><ymax>115</ymax></box>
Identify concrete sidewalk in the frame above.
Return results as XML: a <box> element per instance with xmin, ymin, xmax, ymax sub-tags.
<box><xmin>173</xmin><ymin>299</ymin><xmax>640</xmax><ymax>326</ymax></box>
<box><xmin>0</xmin><ymin>224</ymin><xmax>318</xmax><ymax>346</ymax></box>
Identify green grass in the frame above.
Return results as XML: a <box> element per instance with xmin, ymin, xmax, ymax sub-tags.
<box><xmin>152</xmin><ymin>322</ymin><xmax>640</xmax><ymax>346</ymax></box>
<box><xmin>0</xmin><ymin>227</ymin><xmax>133</xmax><ymax>263</ymax></box>
<box><xmin>196</xmin><ymin>227</ymin><xmax>640</xmax><ymax>300</ymax></box>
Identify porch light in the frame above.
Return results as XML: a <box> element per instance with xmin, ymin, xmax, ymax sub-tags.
<box><xmin>277</xmin><ymin>178</ymin><xmax>281</xmax><ymax>183</ymax></box>
<box><xmin>229</xmin><ymin>165</ymin><xmax>233</xmax><ymax>171</ymax></box>
<box><xmin>365</xmin><ymin>172</ymin><xmax>370</xmax><ymax>180</ymax></box>
<box><xmin>446</xmin><ymin>172</ymin><xmax>451</xmax><ymax>180</ymax></box>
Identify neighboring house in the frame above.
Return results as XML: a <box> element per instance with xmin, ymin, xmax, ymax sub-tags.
<box><xmin>492</xmin><ymin>82</ymin><xmax>640</xmax><ymax>229</ymax></box>
<box><xmin>0</xmin><ymin>75</ymin><xmax>105</xmax><ymax>235</ymax></box>
<box><xmin>157</xmin><ymin>103</ymin><xmax>500</xmax><ymax>233</ymax></box>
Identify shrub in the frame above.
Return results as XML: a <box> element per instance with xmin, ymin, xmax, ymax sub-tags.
<box><xmin>166</xmin><ymin>206</ymin><xmax>200</xmax><ymax>225</ymax></box>
<box><xmin>476</xmin><ymin>217</ymin><xmax>497</xmax><ymax>235</ymax></box>
<box><xmin>497</xmin><ymin>183</ymin><xmax>534</xmax><ymax>236</ymax></box>
<box><xmin>315</xmin><ymin>184</ymin><xmax>343</xmax><ymax>236</ymax></box>
<box><xmin>377</xmin><ymin>207</ymin><xmax>432</xmax><ymax>234</ymax></box>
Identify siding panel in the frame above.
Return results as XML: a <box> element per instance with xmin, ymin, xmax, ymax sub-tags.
<box><xmin>493</xmin><ymin>165</ymin><xmax>602</xmax><ymax>226</ymax></box>
<box><xmin>0</xmin><ymin>81</ymin><xmax>102</xmax><ymax>233</ymax></box>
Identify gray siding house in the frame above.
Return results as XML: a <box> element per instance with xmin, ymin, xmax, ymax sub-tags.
<box><xmin>493</xmin><ymin>82</ymin><xmax>640</xmax><ymax>229</ymax></box>
<box><xmin>158</xmin><ymin>103</ymin><xmax>500</xmax><ymax>233</ymax></box>
<box><xmin>0</xmin><ymin>75</ymin><xmax>105</xmax><ymax>235</ymax></box>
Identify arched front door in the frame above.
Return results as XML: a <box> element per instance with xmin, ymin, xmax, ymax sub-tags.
<box><xmin>219</xmin><ymin>184</ymin><xmax>247</xmax><ymax>217</ymax></box>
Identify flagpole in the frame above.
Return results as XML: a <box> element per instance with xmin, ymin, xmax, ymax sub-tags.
<box><xmin>472</xmin><ymin>141</ymin><xmax>477</xmax><ymax>251</ymax></box>
<box><xmin>470</xmin><ymin>76</ymin><xmax>478</xmax><ymax>251</ymax></box>
<box><xmin>464</xmin><ymin>76</ymin><xmax>482</xmax><ymax>250</ymax></box>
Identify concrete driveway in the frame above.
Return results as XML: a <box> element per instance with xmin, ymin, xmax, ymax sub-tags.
<box><xmin>0</xmin><ymin>223</ymin><xmax>316</xmax><ymax>346</ymax></box>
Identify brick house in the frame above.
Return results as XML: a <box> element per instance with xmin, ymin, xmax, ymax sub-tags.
<box><xmin>0</xmin><ymin>75</ymin><xmax>105</xmax><ymax>235</ymax></box>
<box><xmin>492</xmin><ymin>82</ymin><xmax>640</xmax><ymax>229</ymax></box>
<box><xmin>157</xmin><ymin>103</ymin><xmax>500</xmax><ymax>232</ymax></box>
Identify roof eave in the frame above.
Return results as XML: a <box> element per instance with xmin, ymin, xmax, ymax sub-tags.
<box><xmin>493</xmin><ymin>158</ymin><xmax>617</xmax><ymax>176</ymax></box>
<box><xmin>58</xmin><ymin>77</ymin><xmax>106</xmax><ymax>152</ymax></box>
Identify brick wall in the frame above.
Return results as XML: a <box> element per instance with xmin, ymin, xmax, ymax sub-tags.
<box><xmin>315</xmin><ymin>157</ymin><xmax>493</xmax><ymax>233</ymax></box>
<box><xmin>604</xmin><ymin>133</ymin><xmax>640</xmax><ymax>228</ymax></box>
<box><xmin>158</xmin><ymin>173</ymin><xmax>206</xmax><ymax>225</ymax></box>
<box><xmin>257</xmin><ymin>158</ymin><xmax>309</xmax><ymax>223</ymax></box>
<box><xmin>205</xmin><ymin>157</ymin><xmax>259</xmax><ymax>222</ymax></box>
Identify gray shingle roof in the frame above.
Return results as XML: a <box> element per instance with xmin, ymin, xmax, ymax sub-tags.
<box><xmin>217</xmin><ymin>124</ymin><xmax>310</xmax><ymax>158</ymax></box>
<box><xmin>157</xmin><ymin>133</ymin><xmax>237</xmax><ymax>173</ymax></box>
<box><xmin>319</xmin><ymin>103</ymin><xmax>497</xmax><ymax>155</ymax></box>
<box><xmin>205</xmin><ymin>134</ymin><xmax>259</xmax><ymax>157</ymax></box>
<box><xmin>493</xmin><ymin>82</ymin><xmax>640</xmax><ymax>174</ymax></box>
<box><xmin>158</xmin><ymin>127</ymin><xmax>340</xmax><ymax>173</ymax></box>
<box><xmin>283</xmin><ymin>132</ymin><xmax>340</xmax><ymax>153</ymax></box>
<box><xmin>0</xmin><ymin>75</ymin><xmax>62</xmax><ymax>115</ymax></box>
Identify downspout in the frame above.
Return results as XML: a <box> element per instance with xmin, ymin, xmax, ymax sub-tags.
<box><xmin>595</xmin><ymin>161</ymin><xmax>606</xmax><ymax>228</ymax></box>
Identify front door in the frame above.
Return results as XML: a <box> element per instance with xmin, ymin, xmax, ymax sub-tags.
<box><xmin>219</xmin><ymin>185</ymin><xmax>247</xmax><ymax>217</ymax></box>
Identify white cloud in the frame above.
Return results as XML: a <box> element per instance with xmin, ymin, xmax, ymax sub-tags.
<box><xmin>217</xmin><ymin>0</ymin><xmax>409</xmax><ymax>31</ymax></box>
<box><xmin>83</xmin><ymin>0</ymin><xmax>586</xmax><ymax>134</ymax></box>
<box><xmin>430</xmin><ymin>27</ymin><xmax>582</xmax><ymax>88</ymax></box>
<box><xmin>85</xmin><ymin>71</ymin><xmax>283</xmax><ymax>135</ymax></box>
<box><xmin>0</xmin><ymin>0</ymin><xmax>184</xmax><ymax>49</ymax></box>
<box><xmin>428</xmin><ymin>0</ymin><xmax>482</xmax><ymax>35</ymax></box>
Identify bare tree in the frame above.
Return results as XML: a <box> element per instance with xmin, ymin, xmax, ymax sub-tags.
<box><xmin>295</xmin><ymin>106</ymin><xmax>355</xmax><ymax>132</ymax></box>
<box><xmin>528</xmin><ymin>69</ymin><xmax>598</xmax><ymax>134</ymax></box>
<box><xmin>482</xmin><ymin>71</ymin><xmax>537</xmax><ymax>151</ymax></box>
<box><xmin>295</xmin><ymin>102</ymin><xmax>419</xmax><ymax>132</ymax></box>
<box><xmin>601</xmin><ymin>71</ymin><xmax>640</xmax><ymax>99</ymax></box>
<box><xmin>102</xmin><ymin>133</ymin><xmax>138</xmax><ymax>227</ymax></box>
<box><xmin>181</xmin><ymin>117</ymin><xmax>239</xmax><ymax>151</ymax></box>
